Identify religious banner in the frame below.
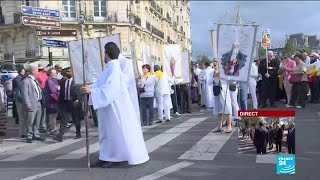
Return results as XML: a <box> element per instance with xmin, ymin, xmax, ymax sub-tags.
<box><xmin>216</xmin><ymin>24</ymin><xmax>258</xmax><ymax>82</ymax></box>
<box><xmin>99</xmin><ymin>33</ymin><xmax>121</xmax><ymax>69</ymax></box>
<box><xmin>162</xmin><ymin>44</ymin><xmax>182</xmax><ymax>78</ymax></box>
<box><xmin>142</xmin><ymin>41</ymin><xmax>152</xmax><ymax>70</ymax></box>
<box><xmin>261</xmin><ymin>29</ymin><xmax>271</xmax><ymax>48</ymax></box>
<box><xmin>210</xmin><ymin>30</ymin><xmax>218</xmax><ymax>58</ymax></box>
<box><xmin>68</xmin><ymin>38</ymin><xmax>102</xmax><ymax>85</ymax></box>
<box><xmin>182</xmin><ymin>51</ymin><xmax>190</xmax><ymax>83</ymax></box>
<box><xmin>130</xmin><ymin>40</ymin><xmax>140</xmax><ymax>78</ymax></box>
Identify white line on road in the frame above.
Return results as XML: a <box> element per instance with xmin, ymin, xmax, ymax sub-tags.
<box><xmin>20</xmin><ymin>169</ymin><xmax>65</xmax><ymax>180</ymax></box>
<box><xmin>137</xmin><ymin>161</ymin><xmax>193</xmax><ymax>180</ymax></box>
<box><xmin>178</xmin><ymin>129</ymin><xmax>235</xmax><ymax>160</ymax></box>
<box><xmin>146</xmin><ymin>117</ymin><xmax>207</xmax><ymax>153</ymax></box>
<box><xmin>256</xmin><ymin>154</ymin><xmax>276</xmax><ymax>164</ymax></box>
<box><xmin>55</xmin><ymin>142</ymin><xmax>99</xmax><ymax>160</ymax></box>
<box><xmin>0</xmin><ymin>139</ymin><xmax>82</xmax><ymax>161</ymax></box>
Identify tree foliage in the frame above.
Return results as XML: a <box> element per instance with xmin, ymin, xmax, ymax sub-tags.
<box><xmin>283</xmin><ymin>42</ymin><xmax>311</xmax><ymax>56</ymax></box>
<box><xmin>195</xmin><ymin>55</ymin><xmax>211</xmax><ymax>64</ymax></box>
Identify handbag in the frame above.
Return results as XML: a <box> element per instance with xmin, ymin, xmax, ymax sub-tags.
<box><xmin>229</xmin><ymin>82</ymin><xmax>237</xmax><ymax>91</ymax></box>
<box><xmin>289</xmin><ymin>73</ymin><xmax>302</xmax><ymax>84</ymax></box>
<box><xmin>139</xmin><ymin>85</ymin><xmax>146</xmax><ymax>93</ymax></box>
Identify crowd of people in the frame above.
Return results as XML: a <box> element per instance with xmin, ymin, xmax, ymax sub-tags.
<box><xmin>240</xmin><ymin>120</ymin><xmax>295</xmax><ymax>154</ymax></box>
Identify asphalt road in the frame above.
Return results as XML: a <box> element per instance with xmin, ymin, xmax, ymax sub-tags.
<box><xmin>0</xmin><ymin>102</ymin><xmax>319</xmax><ymax>180</ymax></box>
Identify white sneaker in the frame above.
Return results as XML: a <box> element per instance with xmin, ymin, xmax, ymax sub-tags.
<box><xmin>295</xmin><ymin>106</ymin><xmax>302</xmax><ymax>109</ymax></box>
<box><xmin>175</xmin><ymin>112</ymin><xmax>181</xmax><ymax>116</ymax></box>
<box><xmin>286</xmin><ymin>104</ymin><xmax>294</xmax><ymax>108</ymax></box>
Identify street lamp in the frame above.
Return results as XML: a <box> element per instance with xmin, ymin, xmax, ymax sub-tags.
<box><xmin>78</xmin><ymin>13</ymin><xmax>90</xmax><ymax>171</ymax></box>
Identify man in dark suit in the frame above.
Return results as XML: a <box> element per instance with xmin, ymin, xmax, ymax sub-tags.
<box><xmin>54</xmin><ymin>67</ymin><xmax>75</xmax><ymax>142</ymax></box>
<box><xmin>254</xmin><ymin>121</ymin><xmax>269</xmax><ymax>154</ymax></box>
<box><xmin>258</xmin><ymin>51</ymin><xmax>280</xmax><ymax>108</ymax></box>
<box><xmin>72</xmin><ymin>85</ymin><xmax>84</xmax><ymax>139</ymax></box>
<box><xmin>287</xmin><ymin>123</ymin><xmax>295</xmax><ymax>154</ymax></box>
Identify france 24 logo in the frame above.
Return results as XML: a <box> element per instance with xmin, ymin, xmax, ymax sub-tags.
<box><xmin>276</xmin><ymin>155</ymin><xmax>295</xmax><ymax>174</ymax></box>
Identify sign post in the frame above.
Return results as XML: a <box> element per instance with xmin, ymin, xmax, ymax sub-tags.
<box><xmin>261</xmin><ymin>29</ymin><xmax>271</xmax><ymax>74</ymax></box>
<box><xmin>22</xmin><ymin>16</ymin><xmax>61</xmax><ymax>27</ymax></box>
<box><xmin>36</xmin><ymin>30</ymin><xmax>77</xmax><ymax>37</ymax></box>
<box><xmin>21</xmin><ymin>5</ymin><xmax>60</xmax><ymax>18</ymax></box>
<box><xmin>42</xmin><ymin>39</ymin><xmax>68</xmax><ymax>48</ymax></box>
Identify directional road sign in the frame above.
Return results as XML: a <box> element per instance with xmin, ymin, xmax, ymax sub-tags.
<box><xmin>22</xmin><ymin>16</ymin><xmax>61</xmax><ymax>27</ymax></box>
<box><xmin>21</xmin><ymin>5</ymin><xmax>60</xmax><ymax>18</ymax></box>
<box><xmin>43</xmin><ymin>39</ymin><xmax>68</xmax><ymax>48</ymax></box>
<box><xmin>36</xmin><ymin>30</ymin><xmax>77</xmax><ymax>37</ymax></box>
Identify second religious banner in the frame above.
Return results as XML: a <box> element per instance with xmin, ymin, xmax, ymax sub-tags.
<box><xmin>216</xmin><ymin>24</ymin><xmax>258</xmax><ymax>82</ymax></box>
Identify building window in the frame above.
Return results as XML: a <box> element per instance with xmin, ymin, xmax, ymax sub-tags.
<box><xmin>4</xmin><ymin>37</ymin><xmax>14</xmax><ymax>53</ymax></box>
<box><xmin>25</xmin><ymin>0</ymin><xmax>30</xmax><ymax>6</ymax></box>
<box><xmin>62</xmin><ymin>0</ymin><xmax>77</xmax><ymax>20</ymax></box>
<box><xmin>135</xmin><ymin>0</ymin><xmax>140</xmax><ymax>3</ymax></box>
<box><xmin>94</xmin><ymin>0</ymin><xmax>107</xmax><ymax>18</ymax></box>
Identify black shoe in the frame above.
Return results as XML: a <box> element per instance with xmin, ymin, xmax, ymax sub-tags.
<box><xmin>33</xmin><ymin>136</ymin><xmax>46</xmax><ymax>141</ymax></box>
<box><xmin>21</xmin><ymin>135</ymin><xmax>26</xmax><ymax>138</ymax></box>
<box><xmin>74</xmin><ymin>135</ymin><xmax>81</xmax><ymax>139</ymax></box>
<box><xmin>53</xmin><ymin>135</ymin><xmax>63</xmax><ymax>142</ymax></box>
<box><xmin>259</xmin><ymin>105</ymin><xmax>267</xmax><ymax>108</ymax></box>
<box><xmin>26</xmin><ymin>138</ymin><xmax>33</xmax><ymax>143</ymax></box>
<box><xmin>91</xmin><ymin>160</ymin><xmax>119</xmax><ymax>168</ymax></box>
<box><xmin>156</xmin><ymin>121</ymin><xmax>162</xmax><ymax>123</ymax></box>
<box><xmin>166</xmin><ymin>119</ymin><xmax>170</xmax><ymax>122</ymax></box>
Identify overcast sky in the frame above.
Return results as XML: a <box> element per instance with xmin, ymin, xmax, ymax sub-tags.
<box><xmin>190</xmin><ymin>1</ymin><xmax>320</xmax><ymax>58</ymax></box>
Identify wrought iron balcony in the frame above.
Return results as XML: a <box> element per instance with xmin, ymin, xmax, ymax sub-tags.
<box><xmin>146</xmin><ymin>21</ymin><xmax>151</xmax><ymax>31</ymax></box>
<box><xmin>130</xmin><ymin>14</ymin><xmax>141</xmax><ymax>26</ymax></box>
<box><xmin>14</xmin><ymin>13</ymin><xmax>21</xmax><ymax>24</ymax></box>
<box><xmin>149</xmin><ymin>0</ymin><xmax>163</xmax><ymax>16</ymax></box>
<box><xmin>151</xmin><ymin>25</ymin><xmax>164</xmax><ymax>39</ymax></box>
<box><xmin>4</xmin><ymin>53</ymin><xmax>14</xmax><ymax>61</ymax></box>
<box><xmin>25</xmin><ymin>50</ymin><xmax>37</xmax><ymax>58</ymax></box>
<box><xmin>0</xmin><ymin>15</ymin><xmax>5</xmax><ymax>25</ymax></box>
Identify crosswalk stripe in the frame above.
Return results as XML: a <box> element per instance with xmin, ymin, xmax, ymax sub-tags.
<box><xmin>178</xmin><ymin>129</ymin><xmax>235</xmax><ymax>160</ymax></box>
<box><xmin>256</xmin><ymin>154</ymin><xmax>276</xmax><ymax>164</ymax></box>
<box><xmin>0</xmin><ymin>143</ymin><xmax>31</xmax><ymax>153</ymax></box>
<box><xmin>0</xmin><ymin>139</ymin><xmax>83</xmax><ymax>161</ymax></box>
<box><xmin>137</xmin><ymin>161</ymin><xmax>194</xmax><ymax>180</ymax></box>
<box><xmin>55</xmin><ymin>142</ymin><xmax>99</xmax><ymax>160</ymax></box>
<box><xmin>146</xmin><ymin>117</ymin><xmax>207</xmax><ymax>153</ymax></box>
<box><xmin>20</xmin><ymin>169</ymin><xmax>65</xmax><ymax>180</ymax></box>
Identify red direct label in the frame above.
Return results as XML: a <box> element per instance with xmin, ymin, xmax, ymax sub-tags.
<box><xmin>238</xmin><ymin>110</ymin><xmax>295</xmax><ymax>117</ymax></box>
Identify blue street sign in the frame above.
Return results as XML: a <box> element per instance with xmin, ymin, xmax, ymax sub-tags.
<box><xmin>21</xmin><ymin>5</ymin><xmax>60</xmax><ymax>18</ymax></box>
<box><xmin>43</xmin><ymin>39</ymin><xmax>67</xmax><ymax>48</ymax></box>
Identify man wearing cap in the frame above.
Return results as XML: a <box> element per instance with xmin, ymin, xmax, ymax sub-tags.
<box><xmin>307</xmin><ymin>53</ymin><xmax>320</xmax><ymax>103</ymax></box>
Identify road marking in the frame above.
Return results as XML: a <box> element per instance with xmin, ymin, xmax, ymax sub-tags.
<box><xmin>0</xmin><ymin>139</ymin><xmax>82</xmax><ymax>161</ymax></box>
<box><xmin>142</xmin><ymin>123</ymin><xmax>161</xmax><ymax>132</ymax></box>
<box><xmin>178</xmin><ymin>129</ymin><xmax>235</xmax><ymax>160</ymax></box>
<box><xmin>256</xmin><ymin>154</ymin><xmax>276</xmax><ymax>164</ymax></box>
<box><xmin>20</xmin><ymin>169</ymin><xmax>65</xmax><ymax>180</ymax></box>
<box><xmin>55</xmin><ymin>142</ymin><xmax>99</xmax><ymax>160</ymax></box>
<box><xmin>0</xmin><ymin>143</ymin><xmax>31</xmax><ymax>153</ymax></box>
<box><xmin>137</xmin><ymin>161</ymin><xmax>193</xmax><ymax>180</ymax></box>
<box><xmin>146</xmin><ymin>117</ymin><xmax>207</xmax><ymax>153</ymax></box>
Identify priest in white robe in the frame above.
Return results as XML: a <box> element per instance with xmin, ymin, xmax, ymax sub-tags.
<box><xmin>82</xmin><ymin>42</ymin><xmax>149</xmax><ymax>168</ymax></box>
<box><xmin>118</xmin><ymin>54</ymin><xmax>141</xmax><ymax>123</ymax></box>
<box><xmin>199</xmin><ymin>62</ymin><xmax>214</xmax><ymax>109</ymax></box>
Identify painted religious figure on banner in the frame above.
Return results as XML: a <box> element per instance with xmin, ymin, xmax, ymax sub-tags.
<box><xmin>221</xmin><ymin>42</ymin><xmax>247</xmax><ymax>77</ymax></box>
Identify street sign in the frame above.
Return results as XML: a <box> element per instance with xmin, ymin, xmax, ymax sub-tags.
<box><xmin>43</xmin><ymin>39</ymin><xmax>67</xmax><ymax>48</ymax></box>
<box><xmin>21</xmin><ymin>5</ymin><xmax>60</xmax><ymax>18</ymax></box>
<box><xmin>36</xmin><ymin>30</ymin><xmax>77</xmax><ymax>37</ymax></box>
<box><xmin>22</xmin><ymin>16</ymin><xmax>61</xmax><ymax>27</ymax></box>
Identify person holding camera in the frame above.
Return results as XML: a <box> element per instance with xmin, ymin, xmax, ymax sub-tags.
<box><xmin>139</xmin><ymin>64</ymin><xmax>157</xmax><ymax>126</ymax></box>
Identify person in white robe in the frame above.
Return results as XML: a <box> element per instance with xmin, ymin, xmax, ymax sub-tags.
<box><xmin>228</xmin><ymin>81</ymin><xmax>239</xmax><ymax>126</ymax></box>
<box><xmin>248</xmin><ymin>61</ymin><xmax>259</xmax><ymax>109</ymax></box>
<box><xmin>199</xmin><ymin>66</ymin><xmax>206</xmax><ymax>106</ymax></box>
<box><xmin>199</xmin><ymin>62</ymin><xmax>214</xmax><ymax>109</ymax></box>
<box><xmin>154</xmin><ymin>65</ymin><xmax>172</xmax><ymax>123</ymax></box>
<box><xmin>82</xmin><ymin>42</ymin><xmax>149</xmax><ymax>168</ymax></box>
<box><xmin>118</xmin><ymin>54</ymin><xmax>141</xmax><ymax>123</ymax></box>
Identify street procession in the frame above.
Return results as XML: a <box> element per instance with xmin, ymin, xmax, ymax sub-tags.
<box><xmin>0</xmin><ymin>1</ymin><xmax>319</xmax><ymax>180</ymax></box>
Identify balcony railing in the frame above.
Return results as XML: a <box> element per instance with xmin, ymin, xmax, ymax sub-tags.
<box><xmin>26</xmin><ymin>50</ymin><xmax>37</xmax><ymax>58</ymax></box>
<box><xmin>4</xmin><ymin>53</ymin><xmax>14</xmax><ymax>60</ymax></box>
<box><xmin>149</xmin><ymin>0</ymin><xmax>163</xmax><ymax>16</ymax></box>
<box><xmin>173</xmin><ymin>22</ymin><xmax>177</xmax><ymax>30</ymax></box>
<box><xmin>180</xmin><ymin>26</ymin><xmax>183</xmax><ymax>32</ymax></box>
<box><xmin>146</xmin><ymin>21</ymin><xmax>151</xmax><ymax>31</ymax></box>
<box><xmin>0</xmin><ymin>15</ymin><xmax>5</xmax><ymax>25</ymax></box>
<box><xmin>151</xmin><ymin>25</ymin><xmax>164</xmax><ymax>39</ymax></box>
<box><xmin>84</xmin><ymin>11</ymin><xmax>118</xmax><ymax>23</ymax></box>
<box><xmin>167</xmin><ymin>36</ymin><xmax>174</xmax><ymax>44</ymax></box>
<box><xmin>14</xmin><ymin>13</ymin><xmax>21</xmax><ymax>24</ymax></box>
<box><xmin>130</xmin><ymin>14</ymin><xmax>141</xmax><ymax>26</ymax></box>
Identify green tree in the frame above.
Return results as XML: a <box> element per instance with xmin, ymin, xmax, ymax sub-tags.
<box><xmin>258</xmin><ymin>46</ymin><xmax>266</xmax><ymax>57</ymax></box>
<box><xmin>196</xmin><ymin>55</ymin><xmax>211</xmax><ymax>64</ymax></box>
<box><xmin>283</xmin><ymin>42</ymin><xmax>296</xmax><ymax>56</ymax></box>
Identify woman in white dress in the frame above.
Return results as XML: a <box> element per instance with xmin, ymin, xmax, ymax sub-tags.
<box><xmin>212</xmin><ymin>63</ymin><xmax>233</xmax><ymax>133</ymax></box>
